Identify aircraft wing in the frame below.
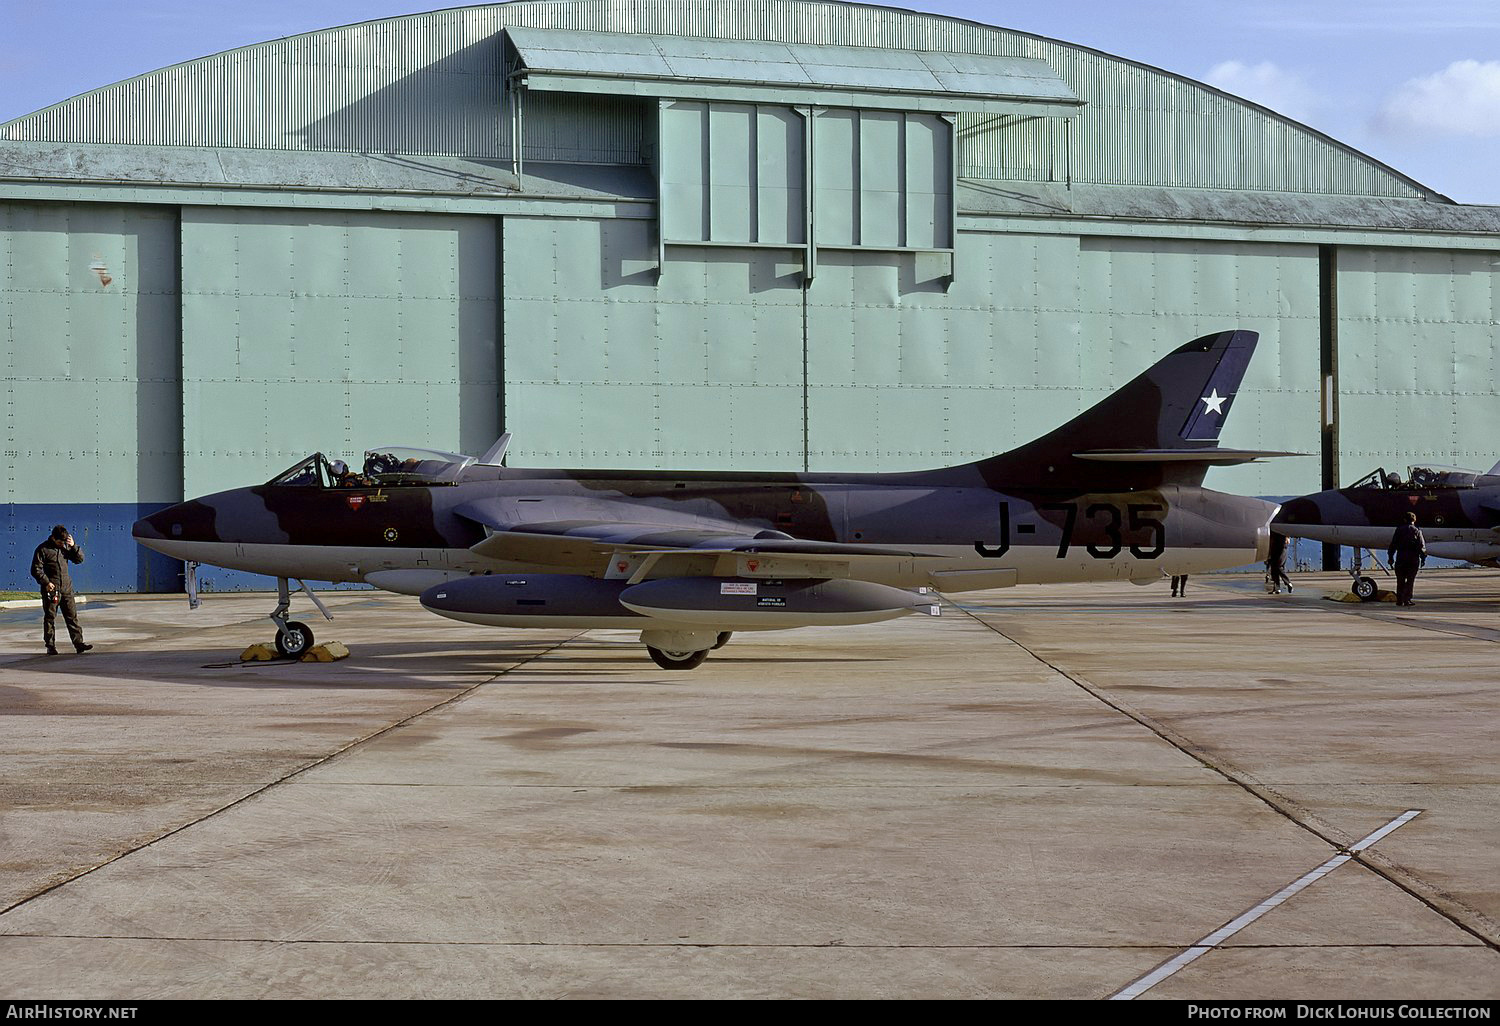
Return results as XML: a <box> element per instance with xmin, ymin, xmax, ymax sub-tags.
<box><xmin>454</xmin><ymin>498</ymin><xmax>937</xmax><ymax>574</ymax></box>
<box><xmin>1074</xmin><ymin>448</ymin><xmax>1304</xmax><ymax>464</ymax></box>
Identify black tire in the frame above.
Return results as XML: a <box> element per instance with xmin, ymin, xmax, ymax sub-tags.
<box><xmin>647</xmin><ymin>646</ymin><xmax>709</xmax><ymax>670</ymax></box>
<box><xmin>712</xmin><ymin>631</ymin><xmax>733</xmax><ymax>650</ymax></box>
<box><xmin>1352</xmin><ymin>576</ymin><xmax>1378</xmax><ymax>602</ymax></box>
<box><xmin>275</xmin><ymin>621</ymin><xmax>315</xmax><ymax>658</ymax></box>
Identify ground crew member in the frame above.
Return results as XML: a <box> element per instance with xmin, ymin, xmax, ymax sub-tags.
<box><xmin>31</xmin><ymin>525</ymin><xmax>91</xmax><ymax>655</ymax></box>
<box><xmin>1170</xmin><ymin>574</ymin><xmax>1188</xmax><ymax>597</ymax></box>
<box><xmin>1266</xmin><ymin>533</ymin><xmax>1292</xmax><ymax>594</ymax></box>
<box><xmin>1387</xmin><ymin>512</ymin><xmax>1426</xmax><ymax>607</ymax></box>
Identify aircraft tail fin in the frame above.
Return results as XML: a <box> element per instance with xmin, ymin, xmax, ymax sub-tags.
<box><xmin>972</xmin><ymin>329</ymin><xmax>1263</xmax><ymax>489</ymax></box>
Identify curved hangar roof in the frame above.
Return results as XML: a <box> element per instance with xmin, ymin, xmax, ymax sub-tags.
<box><xmin>0</xmin><ymin>0</ymin><xmax>1455</xmax><ymax>208</ymax></box>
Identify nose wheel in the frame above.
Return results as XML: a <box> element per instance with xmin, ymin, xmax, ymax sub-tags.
<box><xmin>269</xmin><ymin>577</ymin><xmax>334</xmax><ymax>659</ymax></box>
<box><xmin>1347</xmin><ymin>548</ymin><xmax>1390</xmax><ymax>603</ymax></box>
<box><xmin>275</xmin><ymin>621</ymin><xmax>315</xmax><ymax>657</ymax></box>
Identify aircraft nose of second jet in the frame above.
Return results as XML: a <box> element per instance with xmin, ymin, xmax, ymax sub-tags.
<box><xmin>1272</xmin><ymin>494</ymin><xmax>1326</xmax><ymax>528</ymax></box>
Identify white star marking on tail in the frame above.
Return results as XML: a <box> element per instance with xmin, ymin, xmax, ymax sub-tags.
<box><xmin>1200</xmin><ymin>389</ymin><xmax>1227</xmax><ymax>415</ymax></box>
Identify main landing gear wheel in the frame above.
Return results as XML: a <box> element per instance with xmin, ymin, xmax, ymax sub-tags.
<box><xmin>275</xmin><ymin>621</ymin><xmax>315</xmax><ymax>658</ymax></box>
<box><xmin>713</xmin><ymin>631</ymin><xmax>733</xmax><ymax>650</ymax></box>
<box><xmin>647</xmin><ymin>646</ymin><xmax>710</xmax><ymax>670</ymax></box>
<box><xmin>1352</xmin><ymin>576</ymin><xmax>1379</xmax><ymax>602</ymax></box>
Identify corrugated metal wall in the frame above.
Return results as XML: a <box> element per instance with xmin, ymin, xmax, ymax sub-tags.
<box><xmin>5</xmin><ymin>11</ymin><xmax>506</xmax><ymax>157</ymax></box>
<box><xmin>179</xmin><ymin>208</ymin><xmax>500</xmax><ymax>497</ymax></box>
<box><xmin>1</xmin><ymin>201</ymin><xmax>182</xmax><ymax>591</ymax></box>
<box><xmin>1337</xmin><ymin>248</ymin><xmax>1500</xmax><ymax>478</ymax></box>
<box><xmin>519</xmin><ymin>92</ymin><xmax>650</xmax><ymax>165</ymax></box>
<box><xmin>1</xmin><ymin>0</ymin><xmax>1434</xmax><ymax>199</ymax></box>
<box><xmin>952</xmin><ymin>51</ymin><xmax>1428</xmax><ymax>197</ymax></box>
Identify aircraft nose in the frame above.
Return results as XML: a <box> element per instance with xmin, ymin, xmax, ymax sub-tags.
<box><xmin>132</xmin><ymin>497</ymin><xmax>223</xmax><ymax>554</ymax></box>
<box><xmin>132</xmin><ymin>508</ymin><xmax>169</xmax><ymax>541</ymax></box>
<box><xmin>1273</xmin><ymin>495</ymin><xmax>1324</xmax><ymax>527</ymax></box>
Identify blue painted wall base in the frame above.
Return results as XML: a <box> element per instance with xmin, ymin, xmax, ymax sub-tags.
<box><xmin>3</xmin><ymin>504</ymin><xmax>371</xmax><ymax>593</ymax></box>
<box><xmin>5</xmin><ymin>504</ymin><xmax>181</xmax><ymax>593</ymax></box>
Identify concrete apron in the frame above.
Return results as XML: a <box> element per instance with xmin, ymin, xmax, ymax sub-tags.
<box><xmin>0</xmin><ymin>573</ymin><xmax>1495</xmax><ymax>998</ymax></box>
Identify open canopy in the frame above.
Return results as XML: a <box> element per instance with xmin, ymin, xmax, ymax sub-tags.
<box><xmin>1348</xmin><ymin>464</ymin><xmax>1500</xmax><ymax>491</ymax></box>
<box><xmin>268</xmin><ymin>448</ymin><xmax>475</xmax><ymax>488</ymax></box>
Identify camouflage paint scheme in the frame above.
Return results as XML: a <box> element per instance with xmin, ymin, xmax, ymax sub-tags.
<box><xmin>134</xmin><ymin>330</ymin><xmax>1282</xmax><ymax>666</ymax></box>
<box><xmin>1273</xmin><ymin>464</ymin><xmax>1500</xmax><ymax>566</ymax></box>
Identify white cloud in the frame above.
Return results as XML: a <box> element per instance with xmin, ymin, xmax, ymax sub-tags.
<box><xmin>1377</xmin><ymin>60</ymin><xmax>1500</xmax><ymax>137</ymax></box>
<box><xmin>1204</xmin><ymin>61</ymin><xmax>1318</xmax><ymax>123</ymax></box>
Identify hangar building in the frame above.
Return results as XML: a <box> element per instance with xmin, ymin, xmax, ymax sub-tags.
<box><xmin>4</xmin><ymin>0</ymin><xmax>1499</xmax><ymax>590</ymax></box>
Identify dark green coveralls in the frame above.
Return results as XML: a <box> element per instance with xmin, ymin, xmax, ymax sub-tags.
<box><xmin>1387</xmin><ymin>524</ymin><xmax>1426</xmax><ymax>606</ymax></box>
<box><xmin>31</xmin><ymin>539</ymin><xmax>86</xmax><ymax>651</ymax></box>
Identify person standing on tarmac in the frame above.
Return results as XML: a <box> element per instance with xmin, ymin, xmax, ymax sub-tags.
<box><xmin>1266</xmin><ymin>533</ymin><xmax>1293</xmax><ymax>594</ymax></box>
<box><xmin>30</xmin><ymin>525</ymin><xmax>91</xmax><ymax>655</ymax></box>
<box><xmin>1388</xmin><ymin>512</ymin><xmax>1426</xmax><ymax>607</ymax></box>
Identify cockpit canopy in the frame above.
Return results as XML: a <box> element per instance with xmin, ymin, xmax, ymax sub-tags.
<box><xmin>1348</xmin><ymin>464</ymin><xmax>1498</xmax><ymax>492</ymax></box>
<box><xmin>269</xmin><ymin>447</ymin><xmax>474</xmax><ymax>488</ymax></box>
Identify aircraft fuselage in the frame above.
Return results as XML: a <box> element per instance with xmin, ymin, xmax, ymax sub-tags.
<box><xmin>1275</xmin><ymin>478</ymin><xmax>1500</xmax><ymax>564</ymax></box>
<box><xmin>134</xmin><ymin>466</ymin><xmax>1276</xmax><ymax>590</ymax></box>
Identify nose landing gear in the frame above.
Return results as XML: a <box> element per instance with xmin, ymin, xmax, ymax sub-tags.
<box><xmin>1348</xmin><ymin>548</ymin><xmax>1390</xmax><ymax>603</ymax></box>
<box><xmin>275</xmin><ymin>619</ymin><xmax>316</xmax><ymax>658</ymax></box>
<box><xmin>270</xmin><ymin>577</ymin><xmax>334</xmax><ymax>658</ymax></box>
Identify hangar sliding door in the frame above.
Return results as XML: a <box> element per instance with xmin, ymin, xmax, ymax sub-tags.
<box><xmin>179</xmin><ymin>208</ymin><xmax>499</xmax><ymax>498</ymax></box>
<box><xmin>0</xmin><ymin>201</ymin><xmax>181</xmax><ymax>592</ymax></box>
<box><xmin>1336</xmin><ymin>247</ymin><xmax>1500</xmax><ymax>478</ymax></box>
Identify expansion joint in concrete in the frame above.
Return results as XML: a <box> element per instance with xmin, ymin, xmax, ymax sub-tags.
<box><xmin>948</xmin><ymin>598</ymin><xmax>1500</xmax><ymax>954</ymax></box>
<box><xmin>0</xmin><ymin>629</ymin><xmax>589</xmax><ymax>922</ymax></box>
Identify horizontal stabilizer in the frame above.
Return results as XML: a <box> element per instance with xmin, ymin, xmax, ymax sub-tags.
<box><xmin>1074</xmin><ymin>448</ymin><xmax>1306</xmax><ymax>465</ymax></box>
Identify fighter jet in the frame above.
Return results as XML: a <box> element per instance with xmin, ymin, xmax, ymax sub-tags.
<box><xmin>1272</xmin><ymin>461</ymin><xmax>1500</xmax><ymax>598</ymax></box>
<box><xmin>133</xmin><ymin>329</ymin><xmax>1285</xmax><ymax>669</ymax></box>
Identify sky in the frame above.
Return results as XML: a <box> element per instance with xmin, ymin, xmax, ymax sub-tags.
<box><xmin>3</xmin><ymin>0</ymin><xmax>1499</xmax><ymax>203</ymax></box>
